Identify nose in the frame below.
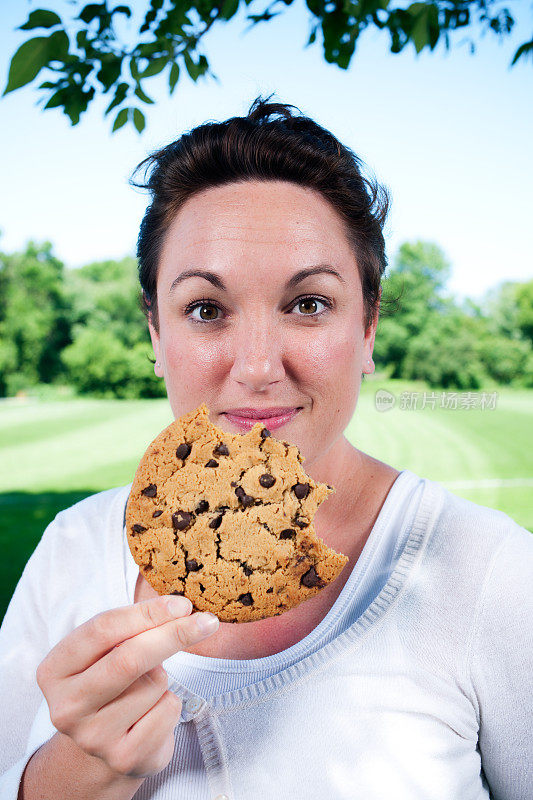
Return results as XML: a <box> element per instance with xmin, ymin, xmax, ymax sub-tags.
<box><xmin>228</xmin><ymin>314</ymin><xmax>286</xmax><ymax>392</ymax></box>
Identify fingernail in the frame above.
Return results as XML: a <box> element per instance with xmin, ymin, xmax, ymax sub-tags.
<box><xmin>167</xmin><ymin>596</ymin><xmax>192</xmax><ymax>616</ymax></box>
<box><xmin>195</xmin><ymin>612</ymin><xmax>219</xmax><ymax>635</ymax></box>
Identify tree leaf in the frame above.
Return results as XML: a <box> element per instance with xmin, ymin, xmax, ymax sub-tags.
<box><xmin>306</xmin><ymin>26</ymin><xmax>318</xmax><ymax>46</ymax></box>
<box><xmin>511</xmin><ymin>38</ymin><xmax>533</xmax><ymax>66</ymax></box>
<box><xmin>78</xmin><ymin>4</ymin><xmax>105</xmax><ymax>24</ymax></box>
<box><xmin>133</xmin><ymin>107</ymin><xmax>145</xmax><ymax>133</ymax></box>
<box><xmin>96</xmin><ymin>56</ymin><xmax>122</xmax><ymax>91</ymax></box>
<box><xmin>43</xmin><ymin>88</ymin><xmax>66</xmax><ymax>109</ymax></box>
<box><xmin>409</xmin><ymin>4</ymin><xmax>431</xmax><ymax>54</ymax></box>
<box><xmin>134</xmin><ymin>83</ymin><xmax>154</xmax><ymax>104</ymax></box>
<box><xmin>105</xmin><ymin>81</ymin><xmax>128</xmax><ymax>115</ymax></box>
<box><xmin>19</xmin><ymin>10</ymin><xmax>62</xmax><ymax>30</ymax></box>
<box><xmin>169</xmin><ymin>61</ymin><xmax>180</xmax><ymax>93</ymax></box>
<box><xmin>140</xmin><ymin>56</ymin><xmax>167</xmax><ymax>77</ymax></box>
<box><xmin>112</xmin><ymin>5</ymin><xmax>132</xmax><ymax>17</ymax></box>
<box><xmin>129</xmin><ymin>57</ymin><xmax>140</xmax><ymax>82</ymax></box>
<box><xmin>183</xmin><ymin>50</ymin><xmax>199</xmax><ymax>80</ymax></box>
<box><xmin>220</xmin><ymin>0</ymin><xmax>240</xmax><ymax>21</ymax></box>
<box><xmin>112</xmin><ymin>107</ymin><xmax>128</xmax><ymax>131</ymax></box>
<box><xmin>3</xmin><ymin>30</ymin><xmax>69</xmax><ymax>95</ymax></box>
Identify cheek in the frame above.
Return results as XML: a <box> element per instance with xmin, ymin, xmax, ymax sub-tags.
<box><xmin>295</xmin><ymin>325</ymin><xmax>359</xmax><ymax>376</ymax></box>
<box><xmin>165</xmin><ymin>334</ymin><xmax>226</xmax><ymax>381</ymax></box>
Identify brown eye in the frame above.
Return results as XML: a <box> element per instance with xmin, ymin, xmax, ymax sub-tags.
<box><xmin>298</xmin><ymin>298</ymin><xmax>318</xmax><ymax>315</ymax></box>
<box><xmin>291</xmin><ymin>296</ymin><xmax>330</xmax><ymax>317</ymax></box>
<box><xmin>198</xmin><ymin>303</ymin><xmax>220</xmax><ymax>321</ymax></box>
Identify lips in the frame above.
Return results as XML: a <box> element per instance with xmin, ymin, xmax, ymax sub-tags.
<box><xmin>223</xmin><ymin>407</ymin><xmax>301</xmax><ymax>431</ymax></box>
<box><xmin>224</xmin><ymin>407</ymin><xmax>301</xmax><ymax>419</ymax></box>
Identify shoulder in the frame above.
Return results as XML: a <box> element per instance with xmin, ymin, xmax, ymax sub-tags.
<box><xmin>420</xmin><ymin>475</ymin><xmax>529</xmax><ymax>558</ymax></box>
<box><xmin>50</xmin><ymin>483</ymin><xmax>132</xmax><ymax>540</ymax></box>
<box><xmin>403</xmin><ymin>475</ymin><xmax>532</xmax><ymax>676</ymax></box>
<box><xmin>403</xmin><ymin>473</ymin><xmax>531</xmax><ymax>612</ymax></box>
<box><xmin>40</xmin><ymin>484</ymin><xmax>134</xmax><ymax>637</ymax></box>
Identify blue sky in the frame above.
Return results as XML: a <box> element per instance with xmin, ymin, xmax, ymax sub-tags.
<box><xmin>0</xmin><ymin>1</ymin><xmax>531</xmax><ymax>303</ymax></box>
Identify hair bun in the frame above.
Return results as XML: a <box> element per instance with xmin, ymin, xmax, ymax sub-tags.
<box><xmin>246</xmin><ymin>94</ymin><xmax>301</xmax><ymax>124</ymax></box>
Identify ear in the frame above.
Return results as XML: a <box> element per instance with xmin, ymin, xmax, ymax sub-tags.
<box><xmin>147</xmin><ymin>315</ymin><xmax>163</xmax><ymax>377</ymax></box>
<box><xmin>363</xmin><ymin>289</ymin><xmax>381</xmax><ymax>373</ymax></box>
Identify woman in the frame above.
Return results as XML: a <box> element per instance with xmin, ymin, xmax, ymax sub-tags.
<box><xmin>1</xmin><ymin>96</ymin><xmax>532</xmax><ymax>800</ymax></box>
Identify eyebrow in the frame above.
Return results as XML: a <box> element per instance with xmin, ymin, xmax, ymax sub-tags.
<box><xmin>168</xmin><ymin>265</ymin><xmax>346</xmax><ymax>294</ymax></box>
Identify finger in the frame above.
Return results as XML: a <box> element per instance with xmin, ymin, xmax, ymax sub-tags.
<box><xmin>44</xmin><ymin>595</ymin><xmax>193</xmax><ymax>680</ymax></box>
<box><xmin>91</xmin><ymin>667</ymin><xmax>172</xmax><ymax>742</ymax></box>
<box><xmin>114</xmin><ymin>690</ymin><xmax>182</xmax><ymax>776</ymax></box>
<box><xmin>76</xmin><ymin>611</ymin><xmax>219</xmax><ymax>712</ymax></box>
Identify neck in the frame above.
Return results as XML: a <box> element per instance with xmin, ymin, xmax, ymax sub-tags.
<box><xmin>305</xmin><ymin>437</ymin><xmax>367</xmax><ymax>532</ymax></box>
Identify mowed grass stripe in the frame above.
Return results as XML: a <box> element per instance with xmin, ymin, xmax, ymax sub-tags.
<box><xmin>350</xmin><ymin>388</ymin><xmax>531</xmax><ymax>483</ymax></box>
<box><xmin>0</xmin><ymin>404</ymin><xmax>130</xmax><ymax>449</ymax></box>
<box><xmin>0</xmin><ymin>398</ymin><xmax>109</xmax><ymax>430</ymax></box>
<box><xmin>348</xmin><ymin>398</ymin><xmax>492</xmax><ymax>480</ymax></box>
<box><xmin>0</xmin><ymin>400</ymin><xmax>173</xmax><ymax>492</ymax></box>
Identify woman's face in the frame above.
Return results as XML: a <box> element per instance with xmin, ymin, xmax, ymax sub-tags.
<box><xmin>148</xmin><ymin>179</ymin><xmax>377</xmax><ymax>473</ymax></box>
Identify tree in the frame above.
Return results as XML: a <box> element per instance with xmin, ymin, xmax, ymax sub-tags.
<box><xmin>374</xmin><ymin>239</ymin><xmax>453</xmax><ymax>377</ymax></box>
<box><xmin>0</xmin><ymin>241</ymin><xmax>72</xmax><ymax>396</ymax></box>
<box><xmin>60</xmin><ymin>328</ymin><xmax>164</xmax><ymax>397</ymax></box>
<box><xmin>402</xmin><ymin>309</ymin><xmax>490</xmax><ymax>389</ymax></box>
<box><xmin>62</xmin><ymin>256</ymin><xmax>166</xmax><ymax>397</ymax></box>
<box><xmin>3</xmin><ymin>1</ymin><xmax>531</xmax><ymax>133</ymax></box>
<box><xmin>482</xmin><ymin>277</ymin><xmax>533</xmax><ymax>344</ymax></box>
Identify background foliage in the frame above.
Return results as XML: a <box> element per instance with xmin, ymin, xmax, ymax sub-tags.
<box><xmin>3</xmin><ymin>1</ymin><xmax>532</xmax><ymax>134</ymax></box>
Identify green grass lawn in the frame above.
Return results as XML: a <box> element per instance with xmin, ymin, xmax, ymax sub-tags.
<box><xmin>1</xmin><ymin>378</ymin><xmax>532</xmax><ymax>622</ymax></box>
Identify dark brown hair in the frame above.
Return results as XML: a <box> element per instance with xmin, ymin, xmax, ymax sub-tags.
<box><xmin>131</xmin><ymin>94</ymin><xmax>391</xmax><ymax>335</ymax></box>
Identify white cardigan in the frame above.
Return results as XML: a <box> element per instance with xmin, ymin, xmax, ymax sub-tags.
<box><xmin>1</xmin><ymin>472</ymin><xmax>532</xmax><ymax>799</ymax></box>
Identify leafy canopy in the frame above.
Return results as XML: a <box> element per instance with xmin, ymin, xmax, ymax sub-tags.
<box><xmin>3</xmin><ymin>1</ymin><xmax>531</xmax><ymax>133</ymax></box>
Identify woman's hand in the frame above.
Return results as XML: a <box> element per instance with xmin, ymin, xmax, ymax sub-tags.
<box><xmin>35</xmin><ymin>596</ymin><xmax>219</xmax><ymax>779</ymax></box>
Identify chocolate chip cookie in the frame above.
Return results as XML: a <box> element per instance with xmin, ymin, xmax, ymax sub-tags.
<box><xmin>125</xmin><ymin>403</ymin><xmax>348</xmax><ymax>623</ymax></box>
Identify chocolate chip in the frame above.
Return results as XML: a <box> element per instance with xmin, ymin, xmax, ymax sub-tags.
<box><xmin>301</xmin><ymin>566</ymin><xmax>326</xmax><ymax>588</ymax></box>
<box><xmin>280</xmin><ymin>528</ymin><xmax>296</xmax><ymax>540</ymax></box>
<box><xmin>185</xmin><ymin>558</ymin><xmax>202</xmax><ymax>572</ymax></box>
<box><xmin>293</xmin><ymin>482</ymin><xmax>310</xmax><ymax>500</ymax></box>
<box><xmin>242</xmin><ymin>564</ymin><xmax>253</xmax><ymax>576</ymax></box>
<box><xmin>141</xmin><ymin>484</ymin><xmax>157</xmax><ymax>497</ymax></box>
<box><xmin>205</xmin><ymin>459</ymin><xmax>219</xmax><ymax>468</ymax></box>
<box><xmin>213</xmin><ymin>442</ymin><xmax>229</xmax><ymax>456</ymax></box>
<box><xmin>199</xmin><ymin>583</ymin><xmax>205</xmax><ymax>592</ymax></box>
<box><xmin>234</xmin><ymin>486</ymin><xmax>255</xmax><ymax>508</ymax></box>
<box><xmin>260</xmin><ymin>427</ymin><xmax>271</xmax><ymax>439</ymax></box>
<box><xmin>176</xmin><ymin>443</ymin><xmax>191</xmax><ymax>460</ymax></box>
<box><xmin>171</xmin><ymin>590</ymin><xmax>184</xmax><ymax>596</ymax></box>
<box><xmin>230</xmin><ymin>481</ymin><xmax>238</xmax><ymax>487</ymax></box>
<box><xmin>238</xmin><ymin>592</ymin><xmax>253</xmax><ymax>605</ymax></box>
<box><xmin>259</xmin><ymin>473</ymin><xmax>276</xmax><ymax>488</ymax></box>
<box><xmin>172</xmin><ymin>511</ymin><xmax>193</xmax><ymax>531</ymax></box>
<box><xmin>266</xmin><ymin>587</ymin><xmax>273</xmax><ymax>593</ymax></box>
<box><xmin>209</xmin><ymin>514</ymin><xmax>224</xmax><ymax>529</ymax></box>
<box><xmin>152</xmin><ymin>510</ymin><xmax>163</xmax><ymax>518</ymax></box>
<box><xmin>195</xmin><ymin>499</ymin><xmax>209</xmax><ymax>514</ymax></box>
<box><xmin>294</xmin><ymin>516</ymin><xmax>309</xmax><ymax>528</ymax></box>
<box><xmin>132</xmin><ymin>524</ymin><xmax>147</xmax><ymax>533</ymax></box>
